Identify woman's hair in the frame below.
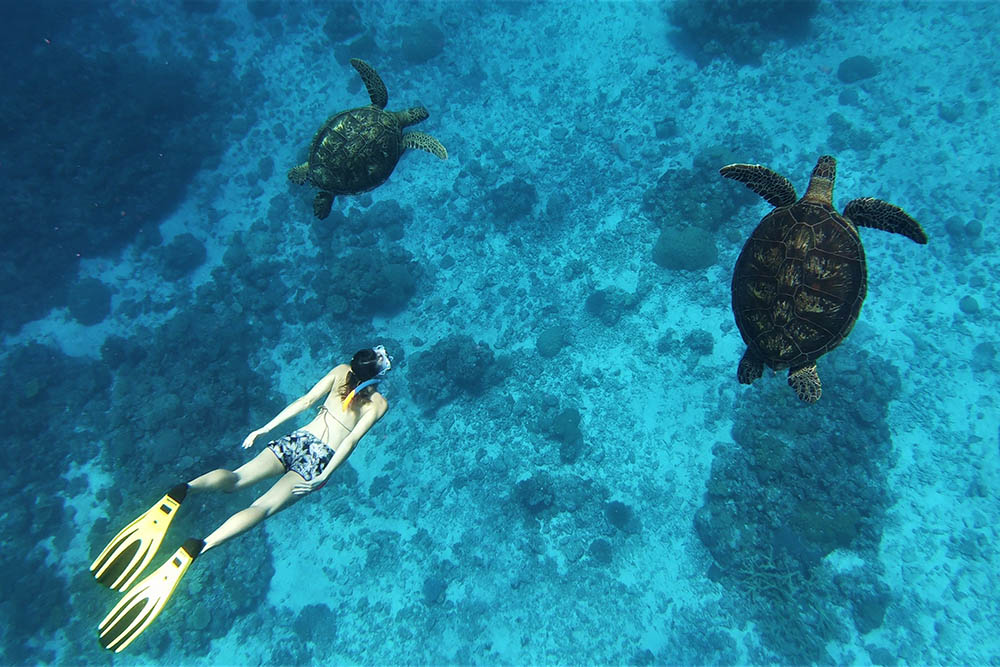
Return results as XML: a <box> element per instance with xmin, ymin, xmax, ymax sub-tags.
<box><xmin>338</xmin><ymin>348</ymin><xmax>381</xmax><ymax>403</ymax></box>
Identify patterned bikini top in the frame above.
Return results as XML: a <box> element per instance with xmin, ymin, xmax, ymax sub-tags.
<box><xmin>317</xmin><ymin>404</ymin><xmax>352</xmax><ymax>435</ymax></box>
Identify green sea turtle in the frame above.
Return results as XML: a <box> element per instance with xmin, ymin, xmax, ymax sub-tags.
<box><xmin>288</xmin><ymin>58</ymin><xmax>447</xmax><ymax>220</ymax></box>
<box><xmin>721</xmin><ymin>155</ymin><xmax>927</xmax><ymax>403</ymax></box>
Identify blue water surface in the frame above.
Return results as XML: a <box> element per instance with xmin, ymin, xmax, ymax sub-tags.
<box><xmin>1</xmin><ymin>0</ymin><xmax>997</xmax><ymax>664</ymax></box>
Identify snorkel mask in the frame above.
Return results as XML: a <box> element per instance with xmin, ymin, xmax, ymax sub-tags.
<box><xmin>341</xmin><ymin>345</ymin><xmax>393</xmax><ymax>410</ymax></box>
<box><xmin>372</xmin><ymin>344</ymin><xmax>392</xmax><ymax>375</ymax></box>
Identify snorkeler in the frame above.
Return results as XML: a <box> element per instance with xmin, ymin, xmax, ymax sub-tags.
<box><xmin>90</xmin><ymin>346</ymin><xmax>392</xmax><ymax>652</ymax></box>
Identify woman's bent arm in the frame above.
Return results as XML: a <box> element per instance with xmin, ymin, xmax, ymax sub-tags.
<box><xmin>319</xmin><ymin>404</ymin><xmax>381</xmax><ymax>478</ymax></box>
<box><xmin>243</xmin><ymin>366</ymin><xmax>343</xmax><ymax>448</ymax></box>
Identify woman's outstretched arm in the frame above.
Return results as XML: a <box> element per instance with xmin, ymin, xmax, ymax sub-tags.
<box><xmin>242</xmin><ymin>366</ymin><xmax>345</xmax><ymax>449</ymax></box>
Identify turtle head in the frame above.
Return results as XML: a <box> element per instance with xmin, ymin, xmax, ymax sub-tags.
<box><xmin>802</xmin><ymin>155</ymin><xmax>836</xmax><ymax>205</ymax></box>
<box><xmin>396</xmin><ymin>106</ymin><xmax>429</xmax><ymax>128</ymax></box>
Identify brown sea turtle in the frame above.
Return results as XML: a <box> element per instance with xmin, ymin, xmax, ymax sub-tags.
<box><xmin>721</xmin><ymin>155</ymin><xmax>927</xmax><ymax>403</ymax></box>
<box><xmin>288</xmin><ymin>58</ymin><xmax>447</xmax><ymax>219</ymax></box>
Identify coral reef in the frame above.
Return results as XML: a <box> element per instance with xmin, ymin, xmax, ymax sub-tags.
<box><xmin>407</xmin><ymin>335</ymin><xmax>508</xmax><ymax>414</ymax></box>
<box><xmin>652</xmin><ymin>226</ymin><xmax>718</xmax><ymax>271</ymax></box>
<box><xmin>667</xmin><ymin>0</ymin><xmax>820</xmax><ymax>66</ymax></box>
<box><xmin>585</xmin><ymin>287</ymin><xmax>640</xmax><ymax>326</ymax></box>
<box><xmin>68</xmin><ymin>277</ymin><xmax>113</xmax><ymax>325</ymax></box>
<box><xmin>400</xmin><ymin>19</ymin><xmax>446</xmax><ymax>64</ymax></box>
<box><xmin>514</xmin><ymin>472</ymin><xmax>557</xmax><ymax>518</ymax></box>
<box><xmin>827</xmin><ymin>112</ymin><xmax>876</xmax><ymax>153</ymax></box>
<box><xmin>323</xmin><ymin>2</ymin><xmax>365</xmax><ymax>43</ymax></box>
<box><xmin>535</xmin><ymin>405</ymin><xmax>585</xmax><ymax>464</ymax></box>
<box><xmin>604</xmin><ymin>500</ymin><xmax>642</xmax><ymax>535</ymax></box>
<box><xmin>158</xmin><ymin>233</ymin><xmax>207</xmax><ymax>282</ymax></box>
<box><xmin>536</xmin><ymin>325</ymin><xmax>569</xmax><ymax>358</ymax></box>
<box><xmin>837</xmin><ymin>55</ymin><xmax>879</xmax><ymax>83</ymax></box>
<box><xmin>488</xmin><ymin>177</ymin><xmax>539</xmax><ymax>228</ymax></box>
<box><xmin>642</xmin><ymin>148</ymin><xmax>758</xmax><ymax>236</ymax></box>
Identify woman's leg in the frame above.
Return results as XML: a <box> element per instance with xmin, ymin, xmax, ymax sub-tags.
<box><xmin>200</xmin><ymin>471</ymin><xmax>304</xmax><ymax>554</ymax></box>
<box><xmin>187</xmin><ymin>447</ymin><xmax>285</xmax><ymax>493</ymax></box>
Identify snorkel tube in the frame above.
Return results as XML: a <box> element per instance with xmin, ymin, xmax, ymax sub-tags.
<box><xmin>341</xmin><ymin>378</ymin><xmax>382</xmax><ymax>411</ymax></box>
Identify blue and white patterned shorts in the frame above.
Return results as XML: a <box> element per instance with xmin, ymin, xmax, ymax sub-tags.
<box><xmin>267</xmin><ymin>430</ymin><xmax>334</xmax><ymax>482</ymax></box>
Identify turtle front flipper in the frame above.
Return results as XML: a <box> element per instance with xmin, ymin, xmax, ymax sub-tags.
<box><xmin>788</xmin><ymin>363</ymin><xmax>822</xmax><ymax>403</ymax></box>
<box><xmin>720</xmin><ymin>163</ymin><xmax>797</xmax><ymax>208</ymax></box>
<box><xmin>843</xmin><ymin>197</ymin><xmax>928</xmax><ymax>244</ymax></box>
<box><xmin>395</xmin><ymin>106</ymin><xmax>429</xmax><ymax>128</ymax></box>
<box><xmin>288</xmin><ymin>163</ymin><xmax>310</xmax><ymax>185</ymax></box>
<box><xmin>313</xmin><ymin>192</ymin><xmax>334</xmax><ymax>220</ymax></box>
<box><xmin>403</xmin><ymin>131</ymin><xmax>448</xmax><ymax>160</ymax></box>
<box><xmin>350</xmin><ymin>58</ymin><xmax>388</xmax><ymax>109</ymax></box>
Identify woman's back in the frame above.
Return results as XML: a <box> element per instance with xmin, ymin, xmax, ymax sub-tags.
<box><xmin>301</xmin><ymin>364</ymin><xmax>385</xmax><ymax>446</ymax></box>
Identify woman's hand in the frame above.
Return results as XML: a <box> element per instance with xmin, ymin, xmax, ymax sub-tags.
<box><xmin>242</xmin><ymin>429</ymin><xmax>264</xmax><ymax>449</ymax></box>
<box><xmin>292</xmin><ymin>477</ymin><xmax>327</xmax><ymax>496</ymax></box>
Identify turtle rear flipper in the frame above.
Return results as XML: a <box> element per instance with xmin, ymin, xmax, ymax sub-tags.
<box><xmin>844</xmin><ymin>197</ymin><xmax>928</xmax><ymax>244</ymax></box>
<box><xmin>720</xmin><ymin>163</ymin><xmax>797</xmax><ymax>208</ymax></box>
<box><xmin>788</xmin><ymin>363</ymin><xmax>822</xmax><ymax>403</ymax></box>
<box><xmin>737</xmin><ymin>349</ymin><xmax>764</xmax><ymax>385</ymax></box>
<box><xmin>403</xmin><ymin>131</ymin><xmax>447</xmax><ymax>160</ymax></box>
<box><xmin>288</xmin><ymin>163</ymin><xmax>310</xmax><ymax>185</ymax></box>
<box><xmin>350</xmin><ymin>58</ymin><xmax>388</xmax><ymax>109</ymax></box>
<box><xmin>314</xmin><ymin>192</ymin><xmax>334</xmax><ymax>219</ymax></box>
<box><xmin>395</xmin><ymin>106</ymin><xmax>429</xmax><ymax>127</ymax></box>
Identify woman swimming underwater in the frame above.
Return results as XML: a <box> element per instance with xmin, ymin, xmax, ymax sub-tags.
<box><xmin>90</xmin><ymin>346</ymin><xmax>391</xmax><ymax>652</ymax></box>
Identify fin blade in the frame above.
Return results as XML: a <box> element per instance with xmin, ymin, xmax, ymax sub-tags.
<box><xmin>92</xmin><ymin>535</ymin><xmax>146</xmax><ymax>590</ymax></box>
<box><xmin>97</xmin><ymin>538</ymin><xmax>204</xmax><ymax>653</ymax></box>
<box><xmin>99</xmin><ymin>579</ymin><xmax>157</xmax><ymax>652</ymax></box>
<box><xmin>90</xmin><ymin>518</ymin><xmax>143</xmax><ymax>581</ymax></box>
<box><xmin>90</xmin><ymin>485</ymin><xmax>187</xmax><ymax>592</ymax></box>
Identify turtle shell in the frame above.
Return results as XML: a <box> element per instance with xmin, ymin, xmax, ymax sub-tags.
<box><xmin>307</xmin><ymin>106</ymin><xmax>402</xmax><ymax>195</ymax></box>
<box><xmin>731</xmin><ymin>201</ymin><xmax>867</xmax><ymax>370</ymax></box>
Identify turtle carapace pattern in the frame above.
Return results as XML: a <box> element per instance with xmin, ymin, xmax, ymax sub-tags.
<box><xmin>288</xmin><ymin>58</ymin><xmax>447</xmax><ymax>220</ymax></box>
<box><xmin>721</xmin><ymin>155</ymin><xmax>927</xmax><ymax>403</ymax></box>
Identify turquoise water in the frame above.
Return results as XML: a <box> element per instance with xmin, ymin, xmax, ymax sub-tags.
<box><xmin>1</xmin><ymin>0</ymin><xmax>997</xmax><ymax>664</ymax></box>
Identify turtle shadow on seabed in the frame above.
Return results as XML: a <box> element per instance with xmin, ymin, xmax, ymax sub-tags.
<box><xmin>696</xmin><ymin>344</ymin><xmax>902</xmax><ymax>664</ymax></box>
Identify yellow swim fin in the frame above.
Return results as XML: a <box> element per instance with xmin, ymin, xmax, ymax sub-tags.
<box><xmin>90</xmin><ymin>484</ymin><xmax>188</xmax><ymax>591</ymax></box>
<box><xmin>98</xmin><ymin>537</ymin><xmax>205</xmax><ymax>653</ymax></box>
